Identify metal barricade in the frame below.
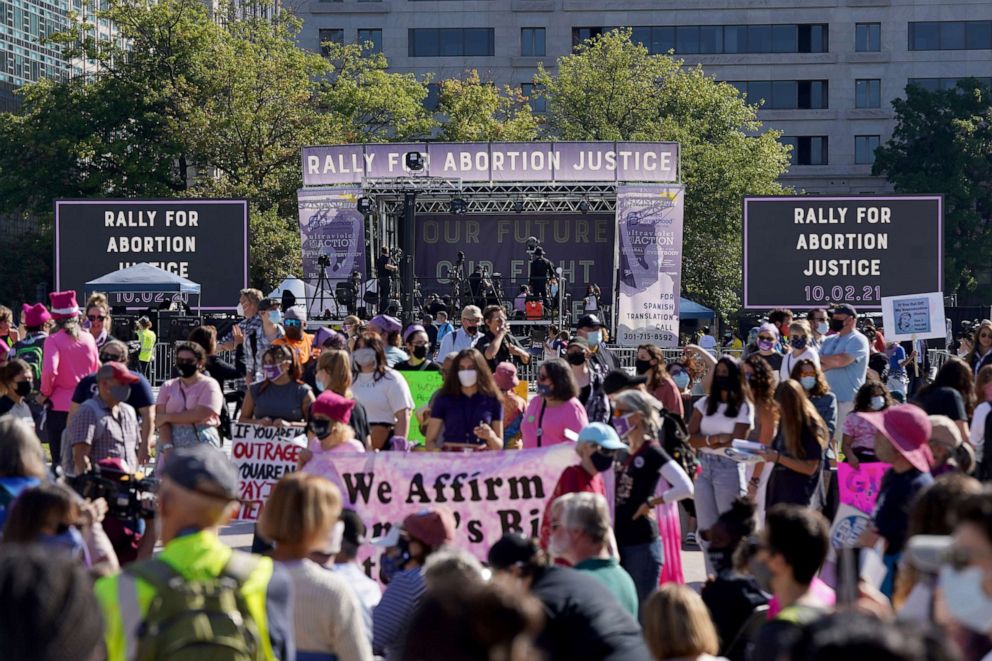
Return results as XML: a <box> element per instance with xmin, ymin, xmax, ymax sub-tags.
<box><xmin>928</xmin><ymin>349</ymin><xmax>951</xmax><ymax>373</ymax></box>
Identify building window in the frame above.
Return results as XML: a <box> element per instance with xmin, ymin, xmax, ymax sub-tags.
<box><xmin>521</xmin><ymin>82</ymin><xmax>546</xmax><ymax>113</ymax></box>
<box><xmin>855</xmin><ymin>135</ymin><xmax>880</xmax><ymax>165</ymax></box>
<box><xmin>855</xmin><ymin>79</ymin><xmax>881</xmax><ymax>108</ymax></box>
<box><xmin>781</xmin><ymin>136</ymin><xmax>829</xmax><ymax>165</ymax></box>
<box><xmin>855</xmin><ymin>22</ymin><xmax>881</xmax><ymax>52</ymax></box>
<box><xmin>319</xmin><ymin>29</ymin><xmax>343</xmax><ymax>57</ymax></box>
<box><xmin>575</xmin><ymin>24</ymin><xmax>828</xmax><ymax>54</ymax></box>
<box><xmin>357</xmin><ymin>28</ymin><xmax>382</xmax><ymax>54</ymax></box>
<box><xmin>410</xmin><ymin>28</ymin><xmax>495</xmax><ymax>57</ymax></box>
<box><xmin>909</xmin><ymin>21</ymin><xmax>992</xmax><ymax>50</ymax></box>
<box><xmin>521</xmin><ymin>27</ymin><xmax>545</xmax><ymax>57</ymax></box>
<box><xmin>729</xmin><ymin>80</ymin><xmax>828</xmax><ymax>109</ymax></box>
<box><xmin>908</xmin><ymin>77</ymin><xmax>992</xmax><ymax>92</ymax></box>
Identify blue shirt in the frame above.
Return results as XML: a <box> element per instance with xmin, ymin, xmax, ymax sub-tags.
<box><xmin>888</xmin><ymin>345</ymin><xmax>907</xmax><ymax>378</ymax></box>
<box><xmin>430</xmin><ymin>392</ymin><xmax>503</xmax><ymax>447</ymax></box>
<box><xmin>820</xmin><ymin>331</ymin><xmax>869</xmax><ymax>403</ymax></box>
<box><xmin>373</xmin><ymin>567</ymin><xmax>425</xmax><ymax>659</ymax></box>
<box><xmin>72</xmin><ymin>371</ymin><xmax>155</xmax><ymax>411</ymax></box>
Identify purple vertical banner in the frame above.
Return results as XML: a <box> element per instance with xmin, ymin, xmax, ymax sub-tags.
<box><xmin>297</xmin><ymin>188</ymin><xmax>366</xmax><ymax>298</ymax></box>
<box><xmin>616</xmin><ymin>185</ymin><xmax>684</xmax><ymax>347</ymax></box>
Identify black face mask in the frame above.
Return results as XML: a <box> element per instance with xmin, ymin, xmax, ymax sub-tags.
<box><xmin>14</xmin><ymin>381</ymin><xmax>31</xmax><ymax>398</ymax></box>
<box><xmin>99</xmin><ymin>353</ymin><xmax>121</xmax><ymax>364</ymax></box>
<box><xmin>707</xmin><ymin>547</ymin><xmax>734</xmax><ymax>575</ymax></box>
<box><xmin>566</xmin><ymin>352</ymin><xmax>586</xmax><ymax>366</ymax></box>
<box><xmin>176</xmin><ymin>362</ymin><xmax>198</xmax><ymax>378</ymax></box>
<box><xmin>285</xmin><ymin>327</ymin><xmax>302</xmax><ymax>341</ymax></box>
<box><xmin>590</xmin><ymin>450</ymin><xmax>615</xmax><ymax>473</ymax></box>
<box><xmin>463</xmin><ymin>325</ymin><xmax>478</xmax><ymax>335</ymax></box>
<box><xmin>308</xmin><ymin>419</ymin><xmax>332</xmax><ymax>439</ymax></box>
<box><xmin>412</xmin><ymin>345</ymin><xmax>428</xmax><ymax>360</ymax></box>
<box><xmin>634</xmin><ymin>359</ymin><xmax>652</xmax><ymax>375</ymax></box>
<box><xmin>829</xmin><ymin>318</ymin><xmax>845</xmax><ymax>332</ymax></box>
<box><xmin>711</xmin><ymin>375</ymin><xmax>731</xmax><ymax>393</ymax></box>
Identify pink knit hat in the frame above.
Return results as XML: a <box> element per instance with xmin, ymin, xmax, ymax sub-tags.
<box><xmin>48</xmin><ymin>291</ymin><xmax>79</xmax><ymax>321</ymax></box>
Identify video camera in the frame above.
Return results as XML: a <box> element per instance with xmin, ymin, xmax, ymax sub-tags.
<box><xmin>67</xmin><ymin>464</ymin><xmax>158</xmax><ymax>520</ymax></box>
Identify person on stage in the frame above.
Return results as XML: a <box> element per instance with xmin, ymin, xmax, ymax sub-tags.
<box><xmin>375</xmin><ymin>247</ymin><xmax>398</xmax><ymax>315</ymax></box>
<box><xmin>528</xmin><ymin>247</ymin><xmax>554</xmax><ymax>305</ymax></box>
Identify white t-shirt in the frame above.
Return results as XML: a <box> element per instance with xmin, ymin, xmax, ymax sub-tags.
<box><xmin>779</xmin><ymin>347</ymin><xmax>820</xmax><ymax>383</ymax></box>
<box><xmin>352</xmin><ymin>369</ymin><xmax>415</xmax><ymax>424</ymax></box>
<box><xmin>971</xmin><ymin>401</ymin><xmax>990</xmax><ymax>462</ymax></box>
<box><xmin>694</xmin><ymin>396</ymin><xmax>754</xmax><ymax>455</ymax></box>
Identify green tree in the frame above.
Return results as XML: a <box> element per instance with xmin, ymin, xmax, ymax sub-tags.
<box><xmin>436</xmin><ymin>70</ymin><xmax>538</xmax><ymax>142</ymax></box>
<box><xmin>873</xmin><ymin>80</ymin><xmax>992</xmax><ymax>300</ymax></box>
<box><xmin>247</xmin><ymin>205</ymin><xmax>302</xmax><ymax>292</ymax></box>
<box><xmin>535</xmin><ymin>30</ymin><xmax>791</xmax><ymax>317</ymax></box>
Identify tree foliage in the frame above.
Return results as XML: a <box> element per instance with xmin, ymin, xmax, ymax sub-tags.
<box><xmin>874</xmin><ymin>80</ymin><xmax>992</xmax><ymax>300</ymax></box>
<box><xmin>437</xmin><ymin>70</ymin><xmax>538</xmax><ymax>142</ymax></box>
<box><xmin>536</xmin><ymin>30</ymin><xmax>791</xmax><ymax>317</ymax></box>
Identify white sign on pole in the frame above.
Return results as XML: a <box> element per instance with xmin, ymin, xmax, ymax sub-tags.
<box><xmin>880</xmin><ymin>292</ymin><xmax>946</xmax><ymax>343</ymax></box>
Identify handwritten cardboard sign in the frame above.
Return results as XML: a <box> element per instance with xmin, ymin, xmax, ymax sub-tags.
<box><xmin>231</xmin><ymin>422</ymin><xmax>305</xmax><ymax>520</ymax></box>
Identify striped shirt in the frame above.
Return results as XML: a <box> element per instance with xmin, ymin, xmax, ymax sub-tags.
<box><xmin>372</xmin><ymin>567</ymin><xmax>425</xmax><ymax>659</ymax></box>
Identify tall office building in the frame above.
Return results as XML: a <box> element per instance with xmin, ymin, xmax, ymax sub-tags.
<box><xmin>0</xmin><ymin>0</ymin><xmax>70</xmax><ymax>111</ymax></box>
<box><xmin>298</xmin><ymin>1</ymin><xmax>991</xmax><ymax>194</ymax></box>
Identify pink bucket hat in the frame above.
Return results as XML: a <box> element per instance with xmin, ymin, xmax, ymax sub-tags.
<box><xmin>859</xmin><ymin>403</ymin><xmax>934</xmax><ymax>473</ymax></box>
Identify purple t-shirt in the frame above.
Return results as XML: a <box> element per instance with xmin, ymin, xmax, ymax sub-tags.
<box><xmin>430</xmin><ymin>392</ymin><xmax>503</xmax><ymax>447</ymax></box>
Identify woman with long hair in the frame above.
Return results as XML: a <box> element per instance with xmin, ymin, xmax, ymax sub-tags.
<box><xmin>0</xmin><ymin>359</ymin><xmax>36</xmax><ymax>429</ymax></box>
<box><xmin>742</xmin><ymin>355</ymin><xmax>779</xmax><ymax>520</ymax></box>
<box><xmin>425</xmin><ymin>348</ymin><xmax>503</xmax><ymax>452</ymax></box>
<box><xmin>187</xmin><ymin>325</ymin><xmax>240</xmax><ymax>392</ymax></box>
<box><xmin>315</xmin><ymin>350</ymin><xmax>370</xmax><ymax>449</ymax></box>
<box><xmin>789</xmin><ymin>358</ymin><xmax>837</xmax><ymax>438</ymax></box>
<box><xmin>637</xmin><ymin>344</ymin><xmax>683</xmax><ymax>417</ymax></box>
<box><xmin>687</xmin><ymin>356</ymin><xmax>753</xmax><ymax>572</ymax></box>
<box><xmin>966</xmin><ymin>319</ymin><xmax>992</xmax><ymax>377</ymax></box>
<box><xmin>83</xmin><ymin>293</ymin><xmax>114</xmax><ymax>349</ymax></box>
<box><xmin>258</xmin><ymin>473</ymin><xmax>372</xmax><ymax>661</ymax></box>
<box><xmin>0</xmin><ymin>417</ymin><xmax>47</xmax><ymax>528</ymax></box>
<box><xmin>969</xmin><ymin>364</ymin><xmax>992</xmax><ymax>467</ymax></box>
<box><xmin>521</xmin><ymin>358</ymin><xmax>589</xmax><ymax>448</ymax></box>
<box><xmin>351</xmin><ymin>333</ymin><xmax>413</xmax><ymax>450</ymax></box>
<box><xmin>912</xmin><ymin>356</ymin><xmax>974</xmax><ymax>441</ymax></box>
<box><xmin>762</xmin><ymin>380</ymin><xmax>829</xmax><ymax>509</ymax></box>
<box><xmin>239</xmin><ymin>344</ymin><xmax>314</xmax><ymax>428</ymax></box>
<box><xmin>841</xmin><ymin>380</ymin><xmax>894</xmax><ymax>469</ymax></box>
<box><xmin>157</xmin><ymin>342</ymin><xmax>225</xmax><ymax>461</ymax></box>
<box><xmin>41</xmin><ymin>291</ymin><xmax>100</xmax><ymax>471</ymax></box>
<box><xmin>612</xmin><ymin>390</ymin><xmax>693</xmax><ymax>601</ymax></box>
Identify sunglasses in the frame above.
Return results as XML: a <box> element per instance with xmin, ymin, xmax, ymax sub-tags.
<box><xmin>789</xmin><ymin>335</ymin><xmax>805</xmax><ymax>341</ymax></box>
<box><xmin>284</xmin><ymin>319</ymin><xmax>302</xmax><ymax>328</ymax></box>
<box><xmin>758</xmin><ymin>335</ymin><xmax>775</xmax><ymax>342</ymax></box>
<box><xmin>88</xmin><ymin>315</ymin><xmax>106</xmax><ymax>322</ymax></box>
<box><xmin>538</xmin><ymin>373</ymin><xmax>550</xmax><ymax>382</ymax></box>
<box><xmin>981</xmin><ymin>333</ymin><xmax>992</xmax><ymax>339</ymax></box>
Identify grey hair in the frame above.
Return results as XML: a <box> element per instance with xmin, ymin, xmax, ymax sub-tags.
<box><xmin>102</xmin><ymin>339</ymin><xmax>128</xmax><ymax>357</ymax></box>
<box><xmin>613</xmin><ymin>389</ymin><xmax>664</xmax><ymax>440</ymax></box>
<box><xmin>552</xmin><ymin>492</ymin><xmax>611</xmax><ymax>545</ymax></box>
<box><xmin>423</xmin><ymin>548</ymin><xmax>486</xmax><ymax>592</ymax></box>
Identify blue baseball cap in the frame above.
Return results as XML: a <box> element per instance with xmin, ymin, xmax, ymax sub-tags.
<box><xmin>576</xmin><ymin>423</ymin><xmax>626</xmax><ymax>450</ymax></box>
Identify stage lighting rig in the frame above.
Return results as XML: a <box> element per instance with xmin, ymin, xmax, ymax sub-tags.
<box><xmin>450</xmin><ymin>198</ymin><xmax>468</xmax><ymax>215</ymax></box>
<box><xmin>513</xmin><ymin>198</ymin><xmax>524</xmax><ymax>214</ymax></box>
<box><xmin>405</xmin><ymin>151</ymin><xmax>425</xmax><ymax>171</ymax></box>
<box><xmin>578</xmin><ymin>198</ymin><xmax>590</xmax><ymax>214</ymax></box>
<box><xmin>357</xmin><ymin>197</ymin><xmax>374</xmax><ymax>215</ymax></box>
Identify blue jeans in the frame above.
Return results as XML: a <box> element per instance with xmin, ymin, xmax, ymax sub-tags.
<box><xmin>619</xmin><ymin>538</ymin><xmax>664</xmax><ymax>608</ymax></box>
<box><xmin>695</xmin><ymin>453</ymin><xmax>746</xmax><ymax>572</ymax></box>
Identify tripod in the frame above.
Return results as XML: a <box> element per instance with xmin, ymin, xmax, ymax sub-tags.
<box><xmin>309</xmin><ymin>263</ymin><xmax>338</xmax><ymax>320</ymax></box>
<box><xmin>449</xmin><ymin>254</ymin><xmax>466</xmax><ymax>309</ymax></box>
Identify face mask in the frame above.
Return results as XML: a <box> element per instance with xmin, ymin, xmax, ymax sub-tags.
<box><xmin>308</xmin><ymin>419</ymin><xmax>332</xmax><ymax>439</ymax></box>
<box><xmin>548</xmin><ymin>529</ymin><xmax>569</xmax><ymax>558</ymax></box>
<box><xmin>830</xmin><ymin>318</ymin><xmax>845</xmax><ymax>333</ymax></box>
<box><xmin>315</xmin><ymin>377</ymin><xmax>327</xmax><ymax>393</ymax></box>
<box><xmin>285</xmin><ymin>327</ymin><xmax>302</xmax><ymax>341</ymax></box>
<box><xmin>590</xmin><ymin>450</ymin><xmax>615</xmax><ymax>473</ymax></box>
<box><xmin>612</xmin><ymin>412</ymin><xmax>636</xmax><ymax>439</ymax></box>
<box><xmin>707</xmin><ymin>547</ymin><xmax>734</xmax><ymax>575</ymax></box>
<box><xmin>748</xmin><ymin>556</ymin><xmax>774</xmax><ymax>593</ymax></box>
<box><xmin>40</xmin><ymin>526</ymin><xmax>85</xmax><ymax>561</ymax></box>
<box><xmin>412</xmin><ymin>345</ymin><xmax>428</xmax><ymax>360</ymax></box>
<box><xmin>81</xmin><ymin>318</ymin><xmax>92</xmax><ymax>331</ymax></box>
<box><xmin>109</xmin><ymin>383</ymin><xmax>131</xmax><ymax>402</ymax></box>
<box><xmin>724</xmin><ymin>333</ymin><xmax>732</xmax><ymax>340</ymax></box>
<box><xmin>816</xmin><ymin>321</ymin><xmax>829</xmax><ymax>335</ymax></box>
<box><xmin>176</xmin><ymin>362</ymin><xmax>198</xmax><ymax>379</ymax></box>
<box><xmin>538</xmin><ymin>383</ymin><xmax>553</xmax><ymax>397</ymax></box>
<box><xmin>99</xmin><ymin>353</ymin><xmax>119</xmax><ymax>364</ymax></box>
<box><xmin>870</xmin><ymin>395</ymin><xmax>886</xmax><ymax>411</ymax></box>
<box><xmin>800</xmin><ymin>376</ymin><xmax>817</xmax><ymax>391</ymax></box>
<box><xmin>263</xmin><ymin>364</ymin><xmax>282</xmax><ymax>381</ymax></box>
<box><xmin>267</xmin><ymin>309</ymin><xmax>282</xmax><ymax>325</ymax></box>
<box><xmin>672</xmin><ymin>372</ymin><xmax>690</xmax><ymax>390</ymax></box>
<box><xmin>353</xmin><ymin>348</ymin><xmax>377</xmax><ymax>368</ymax></box>
<box><xmin>757</xmin><ymin>338</ymin><xmax>774</xmax><ymax>351</ymax></box>
<box><xmin>790</xmin><ymin>337</ymin><xmax>807</xmax><ymax>350</ymax></box>
<box><xmin>458</xmin><ymin>369</ymin><xmax>478</xmax><ymax>387</ymax></box>
<box><xmin>380</xmin><ymin>537</ymin><xmax>410</xmax><ymax>585</ymax></box>
<box><xmin>711</xmin><ymin>375</ymin><xmax>731</xmax><ymax>393</ymax></box>
<box><xmin>634</xmin><ymin>359</ymin><xmax>652</xmax><ymax>375</ymax></box>
<box><xmin>237</xmin><ymin>303</ymin><xmax>245</xmax><ymax>317</ymax></box>
<box><xmin>463</xmin><ymin>325</ymin><xmax>478</xmax><ymax>335</ymax></box>
<box><xmin>14</xmin><ymin>381</ymin><xmax>31</xmax><ymax>398</ymax></box>
<box><xmin>586</xmin><ymin>330</ymin><xmax>602</xmax><ymax>348</ymax></box>
<box><xmin>939</xmin><ymin>566</ymin><xmax>992</xmax><ymax>634</ymax></box>
<box><xmin>566</xmin><ymin>353</ymin><xmax>586</xmax><ymax>366</ymax></box>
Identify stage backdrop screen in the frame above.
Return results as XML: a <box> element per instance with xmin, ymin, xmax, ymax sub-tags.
<box><xmin>55</xmin><ymin>200</ymin><xmax>248</xmax><ymax>310</ymax></box>
<box><xmin>743</xmin><ymin>196</ymin><xmax>942</xmax><ymax>310</ymax></box>
<box><xmin>415</xmin><ymin>214</ymin><xmax>615</xmax><ymax>303</ymax></box>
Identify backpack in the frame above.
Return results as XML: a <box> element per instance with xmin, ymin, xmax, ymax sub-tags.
<box><xmin>659</xmin><ymin>409</ymin><xmax>697</xmax><ymax>477</ymax></box>
<box><xmin>12</xmin><ymin>338</ymin><xmax>43</xmax><ymax>386</ymax></box>
<box><xmin>128</xmin><ymin>553</ymin><xmax>265</xmax><ymax>661</ymax></box>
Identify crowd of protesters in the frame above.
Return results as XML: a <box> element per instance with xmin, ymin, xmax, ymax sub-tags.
<box><xmin>0</xmin><ymin>290</ymin><xmax>991</xmax><ymax>661</ymax></box>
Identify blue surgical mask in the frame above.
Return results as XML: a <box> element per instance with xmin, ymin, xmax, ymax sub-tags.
<box><xmin>40</xmin><ymin>526</ymin><xmax>86</xmax><ymax>562</ymax></box>
<box><xmin>672</xmin><ymin>372</ymin><xmax>690</xmax><ymax>390</ymax></box>
<box><xmin>267</xmin><ymin>309</ymin><xmax>282</xmax><ymax>325</ymax></box>
<box><xmin>800</xmin><ymin>376</ymin><xmax>817</xmax><ymax>391</ymax></box>
<box><xmin>586</xmin><ymin>330</ymin><xmax>602</xmax><ymax>348</ymax></box>
<box><xmin>790</xmin><ymin>336</ymin><xmax>807</xmax><ymax>350</ymax></box>
<box><xmin>315</xmin><ymin>377</ymin><xmax>327</xmax><ymax>393</ymax></box>
<box><xmin>538</xmin><ymin>383</ymin><xmax>553</xmax><ymax>397</ymax></box>
<box><xmin>816</xmin><ymin>322</ymin><xmax>829</xmax><ymax>335</ymax></box>
<box><xmin>870</xmin><ymin>395</ymin><xmax>886</xmax><ymax>411</ymax></box>
<box><xmin>939</xmin><ymin>566</ymin><xmax>992</xmax><ymax>634</ymax></box>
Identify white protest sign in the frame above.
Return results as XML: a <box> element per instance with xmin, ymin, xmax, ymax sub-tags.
<box><xmin>881</xmin><ymin>292</ymin><xmax>946</xmax><ymax>342</ymax></box>
<box><xmin>230</xmin><ymin>422</ymin><xmax>306</xmax><ymax>521</ymax></box>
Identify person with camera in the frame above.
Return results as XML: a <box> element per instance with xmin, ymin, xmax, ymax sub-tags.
<box><xmin>95</xmin><ymin>445</ymin><xmax>296</xmax><ymax>661</ymax></box>
<box><xmin>66</xmin><ymin>362</ymin><xmax>141</xmax><ymax>477</ymax></box>
<box><xmin>477</xmin><ymin>305</ymin><xmax>531</xmax><ymax>373</ymax></box>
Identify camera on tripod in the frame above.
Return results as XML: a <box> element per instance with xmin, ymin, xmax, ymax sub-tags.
<box><xmin>317</xmin><ymin>253</ymin><xmax>331</xmax><ymax>269</ymax></box>
<box><xmin>67</xmin><ymin>463</ymin><xmax>158</xmax><ymax>520</ymax></box>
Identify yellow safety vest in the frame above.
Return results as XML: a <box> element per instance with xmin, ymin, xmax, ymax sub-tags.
<box><xmin>137</xmin><ymin>329</ymin><xmax>156</xmax><ymax>362</ymax></box>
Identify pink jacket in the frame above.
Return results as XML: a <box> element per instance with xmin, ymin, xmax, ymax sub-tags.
<box><xmin>41</xmin><ymin>330</ymin><xmax>100</xmax><ymax>411</ymax></box>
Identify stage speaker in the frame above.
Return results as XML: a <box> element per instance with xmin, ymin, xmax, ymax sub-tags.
<box><xmin>111</xmin><ymin>314</ymin><xmax>138</xmax><ymax>343</ymax></box>
<box><xmin>203</xmin><ymin>313</ymin><xmax>239</xmax><ymax>340</ymax></box>
<box><xmin>156</xmin><ymin>311</ymin><xmax>202</xmax><ymax>343</ymax></box>
<box><xmin>335</xmin><ymin>282</ymin><xmax>355</xmax><ymax>307</ymax></box>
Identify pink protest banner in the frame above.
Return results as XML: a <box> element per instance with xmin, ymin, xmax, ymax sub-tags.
<box><xmin>304</xmin><ymin>444</ymin><xmax>576</xmax><ymax>581</ymax></box>
<box><xmin>231</xmin><ymin>422</ymin><xmax>305</xmax><ymax>521</ymax></box>
<box><xmin>837</xmin><ymin>462</ymin><xmax>891</xmax><ymax>515</ymax></box>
